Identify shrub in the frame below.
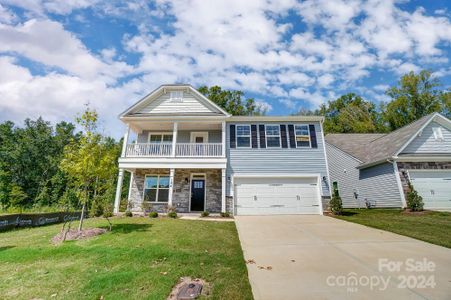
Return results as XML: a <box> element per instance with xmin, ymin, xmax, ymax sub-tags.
<box><xmin>201</xmin><ymin>211</ymin><xmax>210</xmax><ymax>217</ymax></box>
<box><xmin>220</xmin><ymin>212</ymin><xmax>231</xmax><ymax>218</ymax></box>
<box><xmin>149</xmin><ymin>211</ymin><xmax>159</xmax><ymax>218</ymax></box>
<box><xmin>329</xmin><ymin>194</ymin><xmax>343</xmax><ymax>215</ymax></box>
<box><xmin>167</xmin><ymin>211</ymin><xmax>177</xmax><ymax>218</ymax></box>
<box><xmin>406</xmin><ymin>183</ymin><xmax>424</xmax><ymax>211</ymax></box>
<box><xmin>125</xmin><ymin>210</ymin><xmax>133</xmax><ymax>217</ymax></box>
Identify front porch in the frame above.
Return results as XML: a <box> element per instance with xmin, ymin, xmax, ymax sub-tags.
<box><xmin>118</xmin><ymin>168</ymin><xmax>230</xmax><ymax>214</ymax></box>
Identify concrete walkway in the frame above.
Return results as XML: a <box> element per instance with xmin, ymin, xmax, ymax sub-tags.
<box><xmin>235</xmin><ymin>215</ymin><xmax>451</xmax><ymax>300</ymax></box>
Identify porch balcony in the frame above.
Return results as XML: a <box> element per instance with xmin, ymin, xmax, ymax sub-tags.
<box><xmin>117</xmin><ymin>120</ymin><xmax>227</xmax><ymax>171</ymax></box>
<box><xmin>124</xmin><ymin>142</ymin><xmax>223</xmax><ymax>157</ymax></box>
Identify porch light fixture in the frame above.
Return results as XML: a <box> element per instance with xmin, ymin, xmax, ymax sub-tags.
<box><xmin>184</xmin><ymin>177</ymin><xmax>189</xmax><ymax>184</ymax></box>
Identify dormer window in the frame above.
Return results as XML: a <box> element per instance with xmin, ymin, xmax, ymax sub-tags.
<box><xmin>432</xmin><ymin>127</ymin><xmax>444</xmax><ymax>141</ymax></box>
<box><xmin>170</xmin><ymin>91</ymin><xmax>183</xmax><ymax>102</ymax></box>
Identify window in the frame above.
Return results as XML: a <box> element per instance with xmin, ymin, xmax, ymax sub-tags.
<box><xmin>265</xmin><ymin>125</ymin><xmax>280</xmax><ymax>148</ymax></box>
<box><xmin>144</xmin><ymin>175</ymin><xmax>170</xmax><ymax>202</ymax></box>
<box><xmin>294</xmin><ymin>125</ymin><xmax>310</xmax><ymax>147</ymax></box>
<box><xmin>432</xmin><ymin>127</ymin><xmax>444</xmax><ymax>141</ymax></box>
<box><xmin>170</xmin><ymin>91</ymin><xmax>183</xmax><ymax>102</ymax></box>
<box><xmin>149</xmin><ymin>134</ymin><xmax>173</xmax><ymax>143</ymax></box>
<box><xmin>236</xmin><ymin>125</ymin><xmax>251</xmax><ymax>148</ymax></box>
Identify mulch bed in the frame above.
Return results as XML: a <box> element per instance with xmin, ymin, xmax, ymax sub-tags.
<box><xmin>167</xmin><ymin>277</ymin><xmax>209</xmax><ymax>300</ymax></box>
<box><xmin>52</xmin><ymin>228</ymin><xmax>107</xmax><ymax>243</ymax></box>
<box><xmin>401</xmin><ymin>209</ymin><xmax>433</xmax><ymax>216</ymax></box>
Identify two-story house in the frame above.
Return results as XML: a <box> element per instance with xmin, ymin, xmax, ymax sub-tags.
<box><xmin>113</xmin><ymin>84</ymin><xmax>331</xmax><ymax>215</ymax></box>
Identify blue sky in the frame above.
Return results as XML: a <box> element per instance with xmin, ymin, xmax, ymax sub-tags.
<box><xmin>0</xmin><ymin>0</ymin><xmax>450</xmax><ymax>137</ymax></box>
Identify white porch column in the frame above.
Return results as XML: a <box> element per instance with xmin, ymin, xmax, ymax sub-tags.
<box><xmin>221</xmin><ymin>168</ymin><xmax>226</xmax><ymax>213</ymax></box>
<box><xmin>114</xmin><ymin>169</ymin><xmax>124</xmax><ymax>214</ymax></box>
<box><xmin>168</xmin><ymin>168</ymin><xmax>175</xmax><ymax>207</ymax></box>
<box><xmin>221</xmin><ymin>121</ymin><xmax>226</xmax><ymax>157</ymax></box>
<box><xmin>171</xmin><ymin>122</ymin><xmax>178</xmax><ymax>157</ymax></box>
<box><xmin>121</xmin><ymin>125</ymin><xmax>130</xmax><ymax>157</ymax></box>
<box><xmin>127</xmin><ymin>171</ymin><xmax>134</xmax><ymax>200</ymax></box>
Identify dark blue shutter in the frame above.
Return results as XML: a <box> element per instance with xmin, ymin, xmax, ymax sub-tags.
<box><xmin>258</xmin><ymin>125</ymin><xmax>266</xmax><ymax>148</ymax></box>
<box><xmin>288</xmin><ymin>125</ymin><xmax>296</xmax><ymax>148</ymax></box>
<box><xmin>230</xmin><ymin>125</ymin><xmax>236</xmax><ymax>148</ymax></box>
<box><xmin>280</xmin><ymin>125</ymin><xmax>288</xmax><ymax>148</ymax></box>
<box><xmin>309</xmin><ymin>124</ymin><xmax>317</xmax><ymax>148</ymax></box>
<box><xmin>251</xmin><ymin>125</ymin><xmax>258</xmax><ymax>148</ymax></box>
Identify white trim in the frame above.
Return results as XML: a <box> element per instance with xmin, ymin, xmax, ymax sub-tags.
<box><xmin>392</xmin><ymin>161</ymin><xmax>407</xmax><ymax>208</ymax></box>
<box><xmin>143</xmin><ymin>174</ymin><xmax>171</xmax><ymax>203</ymax></box>
<box><xmin>316</xmin><ymin>175</ymin><xmax>324</xmax><ymax>215</ymax></box>
<box><xmin>265</xmin><ymin>124</ymin><xmax>282</xmax><ymax>148</ymax></box>
<box><xmin>221</xmin><ymin>168</ymin><xmax>226</xmax><ymax>213</ymax></box>
<box><xmin>190</xmin><ymin>131</ymin><xmax>209</xmax><ymax>143</ymax></box>
<box><xmin>189</xmin><ymin>173</ymin><xmax>207</xmax><ymax>212</ymax></box>
<box><xmin>118</xmin><ymin>158</ymin><xmax>227</xmax><ymax>170</ymax></box>
<box><xmin>320</xmin><ymin>121</ymin><xmax>332</xmax><ymax>197</ymax></box>
<box><xmin>168</xmin><ymin>168</ymin><xmax>175</xmax><ymax>206</ymax></box>
<box><xmin>235</xmin><ymin>124</ymin><xmax>252</xmax><ymax>148</ymax></box>
<box><xmin>294</xmin><ymin>124</ymin><xmax>311</xmax><ymax>148</ymax></box>
<box><xmin>114</xmin><ymin>169</ymin><xmax>124</xmax><ymax>214</ymax></box>
<box><xmin>221</xmin><ymin>121</ymin><xmax>226</xmax><ymax>157</ymax></box>
<box><xmin>119</xmin><ymin>85</ymin><xmax>231</xmax><ymax>117</ymax></box>
<box><xmin>233</xmin><ymin>173</ymin><xmax>322</xmax><ymax>178</ymax></box>
<box><xmin>229</xmin><ymin>115</ymin><xmax>324</xmax><ymax>122</ymax></box>
<box><xmin>393</xmin><ymin>155</ymin><xmax>451</xmax><ymax>162</ymax></box>
<box><xmin>127</xmin><ymin>171</ymin><xmax>134</xmax><ymax>201</ymax></box>
<box><xmin>171</xmin><ymin>123</ymin><xmax>178</xmax><ymax>157</ymax></box>
<box><xmin>407</xmin><ymin>169</ymin><xmax>451</xmax><ymax>173</ymax></box>
<box><xmin>121</xmin><ymin>126</ymin><xmax>130</xmax><ymax>157</ymax></box>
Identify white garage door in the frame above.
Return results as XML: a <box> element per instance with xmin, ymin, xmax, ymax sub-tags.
<box><xmin>409</xmin><ymin>171</ymin><xmax>451</xmax><ymax>211</ymax></box>
<box><xmin>234</xmin><ymin>177</ymin><xmax>322</xmax><ymax>215</ymax></box>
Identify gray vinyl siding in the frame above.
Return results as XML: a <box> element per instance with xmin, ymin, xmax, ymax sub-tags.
<box><xmin>402</xmin><ymin>121</ymin><xmax>451</xmax><ymax>154</ymax></box>
<box><xmin>137</xmin><ymin>130</ymin><xmax>221</xmax><ymax>143</ymax></box>
<box><xmin>137</xmin><ymin>91</ymin><xmax>215</xmax><ymax>114</ymax></box>
<box><xmin>226</xmin><ymin>122</ymin><xmax>330</xmax><ymax>196</ymax></box>
<box><xmin>326</xmin><ymin>143</ymin><xmax>361</xmax><ymax>207</ymax></box>
<box><xmin>358</xmin><ymin>163</ymin><xmax>402</xmax><ymax>208</ymax></box>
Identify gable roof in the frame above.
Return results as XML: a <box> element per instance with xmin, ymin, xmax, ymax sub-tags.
<box><xmin>325</xmin><ymin>112</ymin><xmax>451</xmax><ymax>169</ymax></box>
<box><xmin>119</xmin><ymin>84</ymin><xmax>230</xmax><ymax>118</ymax></box>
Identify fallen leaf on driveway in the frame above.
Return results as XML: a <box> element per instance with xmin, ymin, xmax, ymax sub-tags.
<box><xmin>245</xmin><ymin>259</ymin><xmax>256</xmax><ymax>264</ymax></box>
<box><xmin>257</xmin><ymin>266</ymin><xmax>273</xmax><ymax>270</ymax></box>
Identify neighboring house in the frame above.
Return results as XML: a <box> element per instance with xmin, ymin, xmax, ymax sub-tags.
<box><xmin>113</xmin><ymin>84</ymin><xmax>331</xmax><ymax>215</ymax></box>
<box><xmin>325</xmin><ymin>113</ymin><xmax>451</xmax><ymax>211</ymax></box>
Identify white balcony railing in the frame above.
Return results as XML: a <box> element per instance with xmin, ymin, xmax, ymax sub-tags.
<box><xmin>126</xmin><ymin>143</ymin><xmax>172</xmax><ymax>157</ymax></box>
<box><xmin>175</xmin><ymin>143</ymin><xmax>222</xmax><ymax>157</ymax></box>
<box><xmin>125</xmin><ymin>143</ymin><xmax>223</xmax><ymax>157</ymax></box>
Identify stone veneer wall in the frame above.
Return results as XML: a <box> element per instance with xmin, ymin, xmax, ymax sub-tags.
<box><xmin>128</xmin><ymin>168</ymin><xmax>225</xmax><ymax>213</ymax></box>
<box><xmin>396</xmin><ymin>161</ymin><xmax>451</xmax><ymax>196</ymax></box>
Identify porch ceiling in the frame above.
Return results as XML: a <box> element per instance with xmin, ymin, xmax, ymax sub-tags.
<box><xmin>128</xmin><ymin>120</ymin><xmax>222</xmax><ymax>132</ymax></box>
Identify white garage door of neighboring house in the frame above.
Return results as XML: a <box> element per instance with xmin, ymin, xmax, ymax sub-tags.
<box><xmin>409</xmin><ymin>171</ymin><xmax>451</xmax><ymax>211</ymax></box>
<box><xmin>234</xmin><ymin>176</ymin><xmax>322</xmax><ymax>215</ymax></box>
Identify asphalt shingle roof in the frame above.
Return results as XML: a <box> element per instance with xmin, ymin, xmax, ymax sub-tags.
<box><xmin>325</xmin><ymin>113</ymin><xmax>438</xmax><ymax>167</ymax></box>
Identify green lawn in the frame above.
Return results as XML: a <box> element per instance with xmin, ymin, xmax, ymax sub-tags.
<box><xmin>0</xmin><ymin>217</ymin><xmax>253</xmax><ymax>300</ymax></box>
<box><xmin>333</xmin><ymin>209</ymin><xmax>451</xmax><ymax>248</ymax></box>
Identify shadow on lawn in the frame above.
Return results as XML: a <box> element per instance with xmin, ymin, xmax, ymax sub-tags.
<box><xmin>110</xmin><ymin>223</ymin><xmax>153</xmax><ymax>234</ymax></box>
<box><xmin>340</xmin><ymin>211</ymin><xmax>359</xmax><ymax>217</ymax></box>
<box><xmin>0</xmin><ymin>245</ymin><xmax>15</xmax><ymax>252</ymax></box>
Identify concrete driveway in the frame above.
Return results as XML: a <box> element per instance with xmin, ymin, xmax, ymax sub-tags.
<box><xmin>235</xmin><ymin>215</ymin><xmax>451</xmax><ymax>300</ymax></box>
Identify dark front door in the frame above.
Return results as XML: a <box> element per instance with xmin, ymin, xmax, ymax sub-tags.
<box><xmin>191</xmin><ymin>179</ymin><xmax>205</xmax><ymax>211</ymax></box>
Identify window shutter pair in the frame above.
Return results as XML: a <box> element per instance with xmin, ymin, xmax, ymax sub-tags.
<box><xmin>258</xmin><ymin>124</ymin><xmax>287</xmax><ymax>148</ymax></box>
<box><xmin>229</xmin><ymin>124</ymin><xmax>258</xmax><ymax>149</ymax></box>
<box><xmin>287</xmin><ymin>124</ymin><xmax>318</xmax><ymax>148</ymax></box>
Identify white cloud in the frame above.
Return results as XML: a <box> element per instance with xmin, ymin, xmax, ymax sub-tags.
<box><xmin>255</xmin><ymin>100</ymin><xmax>272</xmax><ymax>113</ymax></box>
<box><xmin>0</xmin><ymin>0</ymin><xmax>450</xmax><ymax>136</ymax></box>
